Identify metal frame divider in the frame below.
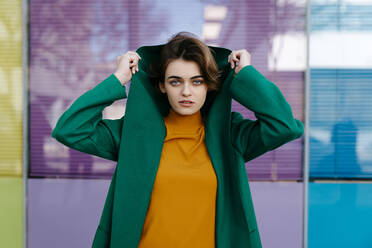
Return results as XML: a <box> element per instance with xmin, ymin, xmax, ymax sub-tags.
<box><xmin>22</xmin><ymin>0</ymin><xmax>29</xmax><ymax>247</ymax></box>
<box><xmin>303</xmin><ymin>0</ymin><xmax>311</xmax><ymax>247</ymax></box>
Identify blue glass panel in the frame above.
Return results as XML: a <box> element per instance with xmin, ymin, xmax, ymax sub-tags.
<box><xmin>310</xmin><ymin>69</ymin><xmax>372</xmax><ymax>178</ymax></box>
<box><xmin>309</xmin><ymin>183</ymin><xmax>372</xmax><ymax>247</ymax></box>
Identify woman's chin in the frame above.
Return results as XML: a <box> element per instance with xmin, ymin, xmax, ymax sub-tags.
<box><xmin>172</xmin><ymin>106</ymin><xmax>199</xmax><ymax>116</ymax></box>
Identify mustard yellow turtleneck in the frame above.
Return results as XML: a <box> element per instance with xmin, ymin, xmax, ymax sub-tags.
<box><xmin>138</xmin><ymin>108</ymin><xmax>217</xmax><ymax>247</ymax></box>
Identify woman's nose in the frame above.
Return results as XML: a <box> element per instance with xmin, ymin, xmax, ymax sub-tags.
<box><xmin>181</xmin><ymin>84</ymin><xmax>192</xmax><ymax>96</ymax></box>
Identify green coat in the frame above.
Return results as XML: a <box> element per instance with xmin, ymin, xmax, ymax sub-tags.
<box><xmin>52</xmin><ymin>44</ymin><xmax>304</xmax><ymax>247</ymax></box>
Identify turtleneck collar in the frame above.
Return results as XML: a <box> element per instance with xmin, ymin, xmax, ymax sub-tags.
<box><xmin>164</xmin><ymin>108</ymin><xmax>203</xmax><ymax>133</ymax></box>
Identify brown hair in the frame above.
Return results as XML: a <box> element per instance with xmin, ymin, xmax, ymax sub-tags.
<box><xmin>149</xmin><ymin>31</ymin><xmax>222</xmax><ymax>118</ymax></box>
<box><xmin>150</xmin><ymin>32</ymin><xmax>221</xmax><ymax>92</ymax></box>
<box><xmin>148</xmin><ymin>31</ymin><xmax>223</xmax><ymax>118</ymax></box>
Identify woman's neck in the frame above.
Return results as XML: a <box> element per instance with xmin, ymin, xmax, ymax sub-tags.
<box><xmin>164</xmin><ymin>108</ymin><xmax>203</xmax><ymax>132</ymax></box>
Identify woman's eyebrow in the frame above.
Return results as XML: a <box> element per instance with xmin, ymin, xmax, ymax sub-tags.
<box><xmin>167</xmin><ymin>75</ymin><xmax>203</xmax><ymax>80</ymax></box>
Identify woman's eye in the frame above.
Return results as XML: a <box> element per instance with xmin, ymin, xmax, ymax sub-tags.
<box><xmin>169</xmin><ymin>80</ymin><xmax>203</xmax><ymax>86</ymax></box>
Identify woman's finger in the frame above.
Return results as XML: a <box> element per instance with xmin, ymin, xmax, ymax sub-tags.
<box><xmin>131</xmin><ymin>54</ymin><xmax>140</xmax><ymax>72</ymax></box>
<box><xmin>117</xmin><ymin>55</ymin><xmax>122</xmax><ymax>65</ymax></box>
<box><xmin>128</xmin><ymin>51</ymin><xmax>142</xmax><ymax>61</ymax></box>
<box><xmin>229</xmin><ymin>53</ymin><xmax>234</xmax><ymax>68</ymax></box>
<box><xmin>231</xmin><ymin>52</ymin><xmax>239</xmax><ymax>61</ymax></box>
<box><xmin>129</xmin><ymin>56</ymin><xmax>139</xmax><ymax>65</ymax></box>
<box><xmin>133</xmin><ymin>52</ymin><xmax>141</xmax><ymax>60</ymax></box>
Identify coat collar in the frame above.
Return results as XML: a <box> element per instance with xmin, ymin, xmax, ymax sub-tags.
<box><xmin>133</xmin><ymin>44</ymin><xmax>233</xmax><ymax>119</ymax></box>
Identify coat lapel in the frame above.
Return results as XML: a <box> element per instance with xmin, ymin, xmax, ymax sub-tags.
<box><xmin>111</xmin><ymin>66</ymin><xmax>167</xmax><ymax>244</ymax></box>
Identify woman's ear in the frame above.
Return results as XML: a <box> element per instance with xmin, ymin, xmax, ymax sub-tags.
<box><xmin>159</xmin><ymin>81</ymin><xmax>166</xmax><ymax>94</ymax></box>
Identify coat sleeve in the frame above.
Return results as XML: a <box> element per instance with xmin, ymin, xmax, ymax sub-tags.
<box><xmin>229</xmin><ymin>65</ymin><xmax>304</xmax><ymax>163</ymax></box>
<box><xmin>51</xmin><ymin>74</ymin><xmax>127</xmax><ymax>161</ymax></box>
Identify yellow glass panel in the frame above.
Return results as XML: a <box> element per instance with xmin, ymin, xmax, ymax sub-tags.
<box><xmin>0</xmin><ymin>177</ymin><xmax>23</xmax><ymax>248</ymax></box>
<box><xmin>0</xmin><ymin>0</ymin><xmax>23</xmax><ymax>176</ymax></box>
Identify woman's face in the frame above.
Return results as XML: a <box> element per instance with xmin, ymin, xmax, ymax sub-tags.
<box><xmin>159</xmin><ymin>58</ymin><xmax>208</xmax><ymax>116</ymax></box>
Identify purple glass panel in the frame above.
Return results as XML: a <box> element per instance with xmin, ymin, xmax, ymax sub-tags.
<box><xmin>251</xmin><ymin>182</ymin><xmax>303</xmax><ymax>248</ymax></box>
<box><xmin>28</xmin><ymin>178</ymin><xmax>109</xmax><ymax>248</ymax></box>
<box><xmin>30</xmin><ymin>0</ymin><xmax>305</xmax><ymax>179</ymax></box>
<box><xmin>240</xmin><ymin>72</ymin><xmax>304</xmax><ymax>180</ymax></box>
<box><xmin>28</xmin><ymin>179</ymin><xmax>303</xmax><ymax>248</ymax></box>
<box><xmin>219</xmin><ymin>0</ymin><xmax>305</xmax><ymax>180</ymax></box>
<box><xmin>29</xmin><ymin>0</ymin><xmax>134</xmax><ymax>178</ymax></box>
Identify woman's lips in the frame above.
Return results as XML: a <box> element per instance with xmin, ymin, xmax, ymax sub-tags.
<box><xmin>179</xmin><ymin>100</ymin><xmax>194</xmax><ymax>107</ymax></box>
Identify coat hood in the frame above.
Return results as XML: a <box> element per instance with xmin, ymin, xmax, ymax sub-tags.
<box><xmin>128</xmin><ymin>44</ymin><xmax>234</xmax><ymax>121</ymax></box>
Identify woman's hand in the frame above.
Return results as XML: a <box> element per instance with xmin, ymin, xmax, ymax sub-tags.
<box><xmin>228</xmin><ymin>49</ymin><xmax>251</xmax><ymax>76</ymax></box>
<box><xmin>114</xmin><ymin>51</ymin><xmax>142</xmax><ymax>86</ymax></box>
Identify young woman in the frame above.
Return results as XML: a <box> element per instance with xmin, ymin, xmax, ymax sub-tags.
<box><xmin>52</xmin><ymin>32</ymin><xmax>304</xmax><ymax>248</ymax></box>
